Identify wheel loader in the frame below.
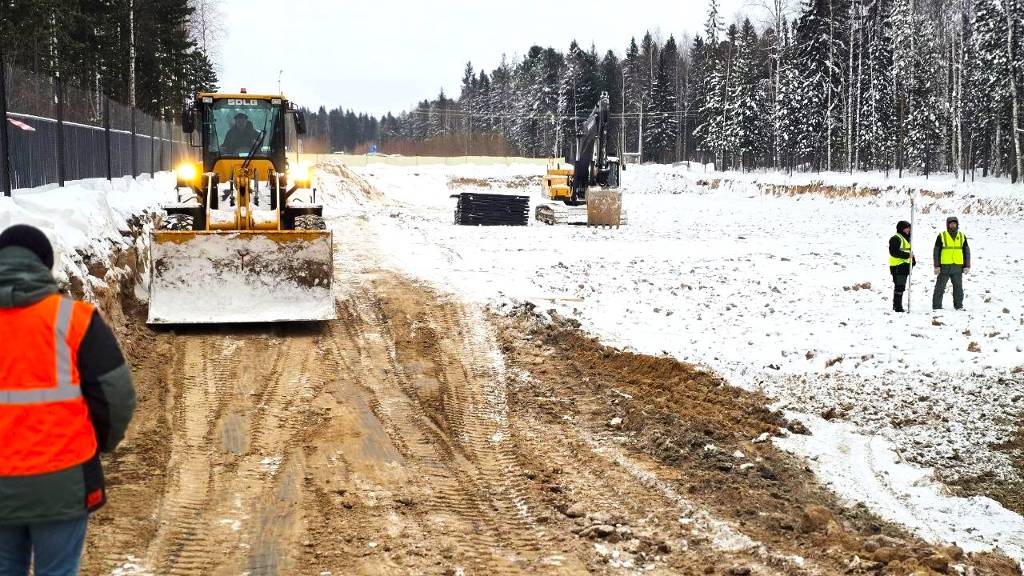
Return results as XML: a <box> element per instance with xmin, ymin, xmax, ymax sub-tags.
<box><xmin>536</xmin><ymin>92</ymin><xmax>626</xmax><ymax>226</ymax></box>
<box><xmin>147</xmin><ymin>91</ymin><xmax>335</xmax><ymax>324</ymax></box>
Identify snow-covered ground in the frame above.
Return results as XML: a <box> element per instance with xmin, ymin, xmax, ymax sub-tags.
<box><xmin>325</xmin><ymin>160</ymin><xmax>1024</xmax><ymax>562</ymax></box>
<box><xmin>0</xmin><ymin>174</ymin><xmax>174</xmax><ymax>298</ymax></box>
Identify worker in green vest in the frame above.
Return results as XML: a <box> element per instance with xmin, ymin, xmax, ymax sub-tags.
<box><xmin>888</xmin><ymin>220</ymin><xmax>916</xmax><ymax>312</ymax></box>
<box><xmin>932</xmin><ymin>216</ymin><xmax>971</xmax><ymax>310</ymax></box>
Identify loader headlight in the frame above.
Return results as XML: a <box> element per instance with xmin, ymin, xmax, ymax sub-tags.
<box><xmin>176</xmin><ymin>163</ymin><xmax>198</xmax><ymax>185</ymax></box>
<box><xmin>290</xmin><ymin>162</ymin><xmax>312</xmax><ymax>187</ymax></box>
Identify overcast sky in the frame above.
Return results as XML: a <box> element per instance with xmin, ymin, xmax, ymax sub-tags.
<box><xmin>219</xmin><ymin>0</ymin><xmax>755</xmax><ymax>117</ymax></box>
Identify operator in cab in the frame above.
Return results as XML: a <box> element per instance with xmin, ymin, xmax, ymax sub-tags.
<box><xmin>221</xmin><ymin>112</ymin><xmax>260</xmax><ymax>155</ymax></box>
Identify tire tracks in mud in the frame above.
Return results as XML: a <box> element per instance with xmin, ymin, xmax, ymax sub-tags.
<box><xmin>107</xmin><ymin>330</ymin><xmax>327</xmax><ymax>576</ymax></box>
<box><xmin>303</xmin><ymin>281</ymin><xmax>553</xmax><ymax>573</ymax></box>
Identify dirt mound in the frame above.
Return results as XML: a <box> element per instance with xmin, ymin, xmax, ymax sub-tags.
<box><xmin>448</xmin><ymin>174</ymin><xmax>541</xmax><ymax>190</ymax></box>
<box><xmin>695</xmin><ymin>176</ymin><xmax>1024</xmax><ymax>216</ymax></box>
<box><xmin>493</xmin><ymin>303</ymin><xmax>1022</xmax><ymax>576</ymax></box>
<box><xmin>319</xmin><ymin>161</ymin><xmax>386</xmax><ymax>202</ymax></box>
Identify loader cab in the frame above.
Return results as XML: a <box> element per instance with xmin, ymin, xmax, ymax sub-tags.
<box><xmin>183</xmin><ymin>93</ymin><xmax>307</xmax><ymax>179</ymax></box>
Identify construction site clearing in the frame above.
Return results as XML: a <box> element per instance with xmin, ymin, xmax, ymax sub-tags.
<box><xmin>6</xmin><ymin>156</ymin><xmax>1023</xmax><ymax>576</ymax></box>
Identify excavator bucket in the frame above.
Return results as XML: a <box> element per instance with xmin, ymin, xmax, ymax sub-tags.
<box><xmin>147</xmin><ymin>230</ymin><xmax>335</xmax><ymax>324</ymax></box>
<box><xmin>587</xmin><ymin>189</ymin><xmax>624</xmax><ymax>227</ymax></box>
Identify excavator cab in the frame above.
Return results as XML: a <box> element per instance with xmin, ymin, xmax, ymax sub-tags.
<box><xmin>147</xmin><ymin>92</ymin><xmax>334</xmax><ymax>324</ymax></box>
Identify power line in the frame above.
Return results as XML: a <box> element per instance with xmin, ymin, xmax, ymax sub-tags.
<box><xmin>394</xmin><ymin>107</ymin><xmax>699</xmax><ymax>121</ymax></box>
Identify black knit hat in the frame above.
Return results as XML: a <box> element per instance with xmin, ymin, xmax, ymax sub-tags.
<box><xmin>896</xmin><ymin>220</ymin><xmax>911</xmax><ymax>233</ymax></box>
<box><xmin>946</xmin><ymin>216</ymin><xmax>959</xmax><ymax>225</ymax></box>
<box><xmin>0</xmin><ymin>224</ymin><xmax>55</xmax><ymax>269</ymax></box>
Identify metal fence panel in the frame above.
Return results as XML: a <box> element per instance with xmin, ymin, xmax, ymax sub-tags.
<box><xmin>111</xmin><ymin>130</ymin><xmax>133</xmax><ymax>178</ymax></box>
<box><xmin>7</xmin><ymin>114</ymin><xmax>58</xmax><ymax>189</ymax></box>
<box><xmin>135</xmin><ymin>134</ymin><xmax>153</xmax><ymax>175</ymax></box>
<box><xmin>63</xmin><ymin>122</ymin><xmax>107</xmax><ymax>181</ymax></box>
<box><xmin>2</xmin><ymin>64</ymin><xmax>192</xmax><ymax>193</ymax></box>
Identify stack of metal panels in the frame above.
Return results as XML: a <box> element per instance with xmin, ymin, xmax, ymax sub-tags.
<box><xmin>453</xmin><ymin>193</ymin><xmax>530</xmax><ymax>226</ymax></box>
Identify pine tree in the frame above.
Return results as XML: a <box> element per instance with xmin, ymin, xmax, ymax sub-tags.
<box><xmin>794</xmin><ymin>0</ymin><xmax>851</xmax><ymax>170</ymax></box>
<box><xmin>899</xmin><ymin>5</ymin><xmax>945</xmax><ymax>174</ymax></box>
<box><xmin>459</xmin><ymin>62</ymin><xmax>478</xmax><ymax>136</ymax></box>
<box><xmin>599</xmin><ymin>50</ymin><xmax>623</xmax><ymax>155</ymax></box>
<box><xmin>687</xmin><ymin>35</ymin><xmax>709</xmax><ymax>163</ymax></box>
<box><xmin>695</xmin><ymin>0</ymin><xmax>727</xmax><ymax>167</ymax></box>
<box><xmin>647</xmin><ymin>36</ymin><xmax>680</xmax><ymax>162</ymax></box>
<box><xmin>622</xmin><ymin>37</ymin><xmax>642</xmax><ymax>156</ymax></box>
<box><xmin>859</xmin><ymin>0</ymin><xmax>897</xmax><ymax>171</ymax></box>
<box><xmin>776</xmin><ymin>19</ymin><xmax>805</xmax><ymax>170</ymax></box>
<box><xmin>559</xmin><ymin>41</ymin><xmax>600</xmax><ymax>158</ymax></box>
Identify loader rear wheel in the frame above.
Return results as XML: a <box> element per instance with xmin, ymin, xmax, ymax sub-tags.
<box><xmin>294</xmin><ymin>214</ymin><xmax>326</xmax><ymax>231</ymax></box>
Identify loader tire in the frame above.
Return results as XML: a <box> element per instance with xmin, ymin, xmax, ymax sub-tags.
<box><xmin>294</xmin><ymin>214</ymin><xmax>327</xmax><ymax>231</ymax></box>
<box><xmin>163</xmin><ymin>214</ymin><xmax>195</xmax><ymax>231</ymax></box>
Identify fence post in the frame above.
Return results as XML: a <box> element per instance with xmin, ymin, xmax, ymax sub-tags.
<box><xmin>150</xmin><ymin>116</ymin><xmax>155</xmax><ymax>177</ymax></box>
<box><xmin>159</xmin><ymin>120</ymin><xmax>165</xmax><ymax>171</ymax></box>
<box><xmin>103</xmin><ymin>95</ymin><xmax>112</xmax><ymax>181</ymax></box>
<box><xmin>0</xmin><ymin>57</ymin><xmax>11</xmax><ymax>197</ymax></box>
<box><xmin>130</xmin><ymin>107</ymin><xmax>136</xmax><ymax>177</ymax></box>
<box><xmin>55</xmin><ymin>75</ymin><xmax>65</xmax><ymax>187</ymax></box>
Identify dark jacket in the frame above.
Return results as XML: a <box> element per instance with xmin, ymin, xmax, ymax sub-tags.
<box><xmin>888</xmin><ymin>233</ymin><xmax>916</xmax><ymax>275</ymax></box>
<box><xmin>932</xmin><ymin>231</ymin><xmax>971</xmax><ymax>268</ymax></box>
<box><xmin>221</xmin><ymin>121</ymin><xmax>260</xmax><ymax>154</ymax></box>
<box><xmin>0</xmin><ymin>246</ymin><xmax>136</xmax><ymax>525</ymax></box>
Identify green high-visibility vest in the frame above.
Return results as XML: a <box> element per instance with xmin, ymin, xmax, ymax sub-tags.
<box><xmin>889</xmin><ymin>234</ymin><xmax>911</xmax><ymax>267</ymax></box>
<box><xmin>939</xmin><ymin>231</ymin><xmax>966</xmax><ymax>266</ymax></box>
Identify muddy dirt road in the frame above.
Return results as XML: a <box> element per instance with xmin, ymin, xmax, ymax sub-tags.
<box><xmin>79</xmin><ymin>173</ymin><xmax>1020</xmax><ymax>575</ymax></box>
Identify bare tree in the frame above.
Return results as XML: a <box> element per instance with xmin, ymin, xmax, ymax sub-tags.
<box><xmin>188</xmin><ymin>0</ymin><xmax>225</xmax><ymax>71</ymax></box>
<box><xmin>756</xmin><ymin>0</ymin><xmax>795</xmax><ymax>169</ymax></box>
<box><xmin>999</xmin><ymin>0</ymin><xmax>1023</xmax><ymax>181</ymax></box>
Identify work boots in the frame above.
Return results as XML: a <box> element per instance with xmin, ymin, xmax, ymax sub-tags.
<box><xmin>893</xmin><ymin>293</ymin><xmax>905</xmax><ymax>313</ymax></box>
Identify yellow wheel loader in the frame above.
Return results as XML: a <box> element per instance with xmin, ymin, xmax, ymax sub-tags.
<box><xmin>536</xmin><ymin>92</ymin><xmax>627</xmax><ymax>226</ymax></box>
<box><xmin>147</xmin><ymin>91</ymin><xmax>335</xmax><ymax>324</ymax></box>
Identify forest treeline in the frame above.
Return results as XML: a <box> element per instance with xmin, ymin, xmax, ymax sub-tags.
<box><xmin>304</xmin><ymin>0</ymin><xmax>1024</xmax><ymax>180</ymax></box>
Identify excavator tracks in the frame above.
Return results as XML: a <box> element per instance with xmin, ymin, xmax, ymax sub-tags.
<box><xmin>534</xmin><ymin>203</ymin><xmax>629</xmax><ymax>226</ymax></box>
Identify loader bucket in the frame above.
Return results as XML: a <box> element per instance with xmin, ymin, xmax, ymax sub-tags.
<box><xmin>147</xmin><ymin>230</ymin><xmax>335</xmax><ymax>324</ymax></box>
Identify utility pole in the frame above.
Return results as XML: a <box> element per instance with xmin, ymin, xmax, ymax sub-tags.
<box><xmin>638</xmin><ymin>99</ymin><xmax>643</xmax><ymax>163</ymax></box>
<box><xmin>277</xmin><ymin>70</ymin><xmax>283</xmax><ymax>94</ymax></box>
<box><xmin>620</xmin><ymin>70</ymin><xmax>625</xmax><ymax>161</ymax></box>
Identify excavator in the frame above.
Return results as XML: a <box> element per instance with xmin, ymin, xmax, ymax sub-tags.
<box><xmin>536</xmin><ymin>91</ymin><xmax>626</xmax><ymax>226</ymax></box>
<box><xmin>147</xmin><ymin>90</ymin><xmax>335</xmax><ymax>324</ymax></box>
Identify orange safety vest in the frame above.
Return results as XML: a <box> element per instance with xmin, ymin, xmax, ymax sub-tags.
<box><xmin>0</xmin><ymin>294</ymin><xmax>98</xmax><ymax>476</ymax></box>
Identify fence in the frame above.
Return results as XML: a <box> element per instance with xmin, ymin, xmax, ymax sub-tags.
<box><xmin>327</xmin><ymin>154</ymin><xmax>550</xmax><ymax>167</ymax></box>
<box><xmin>0</xmin><ymin>62</ymin><xmax>195</xmax><ymax>195</ymax></box>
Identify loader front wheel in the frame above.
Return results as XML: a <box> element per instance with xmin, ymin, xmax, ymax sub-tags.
<box><xmin>163</xmin><ymin>214</ymin><xmax>195</xmax><ymax>231</ymax></box>
<box><xmin>294</xmin><ymin>214</ymin><xmax>327</xmax><ymax>231</ymax></box>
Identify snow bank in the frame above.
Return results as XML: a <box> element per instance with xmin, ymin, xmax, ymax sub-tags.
<box><xmin>329</xmin><ymin>160</ymin><xmax>1024</xmax><ymax>563</ymax></box>
<box><xmin>776</xmin><ymin>413</ymin><xmax>1024</xmax><ymax>560</ymax></box>
<box><xmin>0</xmin><ymin>174</ymin><xmax>174</xmax><ymax>296</ymax></box>
<box><xmin>659</xmin><ymin>163</ymin><xmax>1024</xmax><ymax>216</ymax></box>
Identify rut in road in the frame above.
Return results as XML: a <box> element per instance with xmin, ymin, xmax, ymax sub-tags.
<box><xmin>93</xmin><ymin>326</ymin><xmax>329</xmax><ymax>575</ymax></box>
<box><xmin>301</xmin><ymin>280</ymin><xmax>553</xmax><ymax>573</ymax></box>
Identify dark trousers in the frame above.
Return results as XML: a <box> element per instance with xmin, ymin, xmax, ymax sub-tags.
<box><xmin>0</xmin><ymin>515</ymin><xmax>88</xmax><ymax>576</ymax></box>
<box><xmin>932</xmin><ymin>265</ymin><xmax>964</xmax><ymax>309</ymax></box>
<box><xmin>892</xmin><ymin>274</ymin><xmax>907</xmax><ymax>311</ymax></box>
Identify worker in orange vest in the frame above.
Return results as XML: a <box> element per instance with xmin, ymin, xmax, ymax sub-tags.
<box><xmin>0</xmin><ymin>224</ymin><xmax>136</xmax><ymax>576</ymax></box>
